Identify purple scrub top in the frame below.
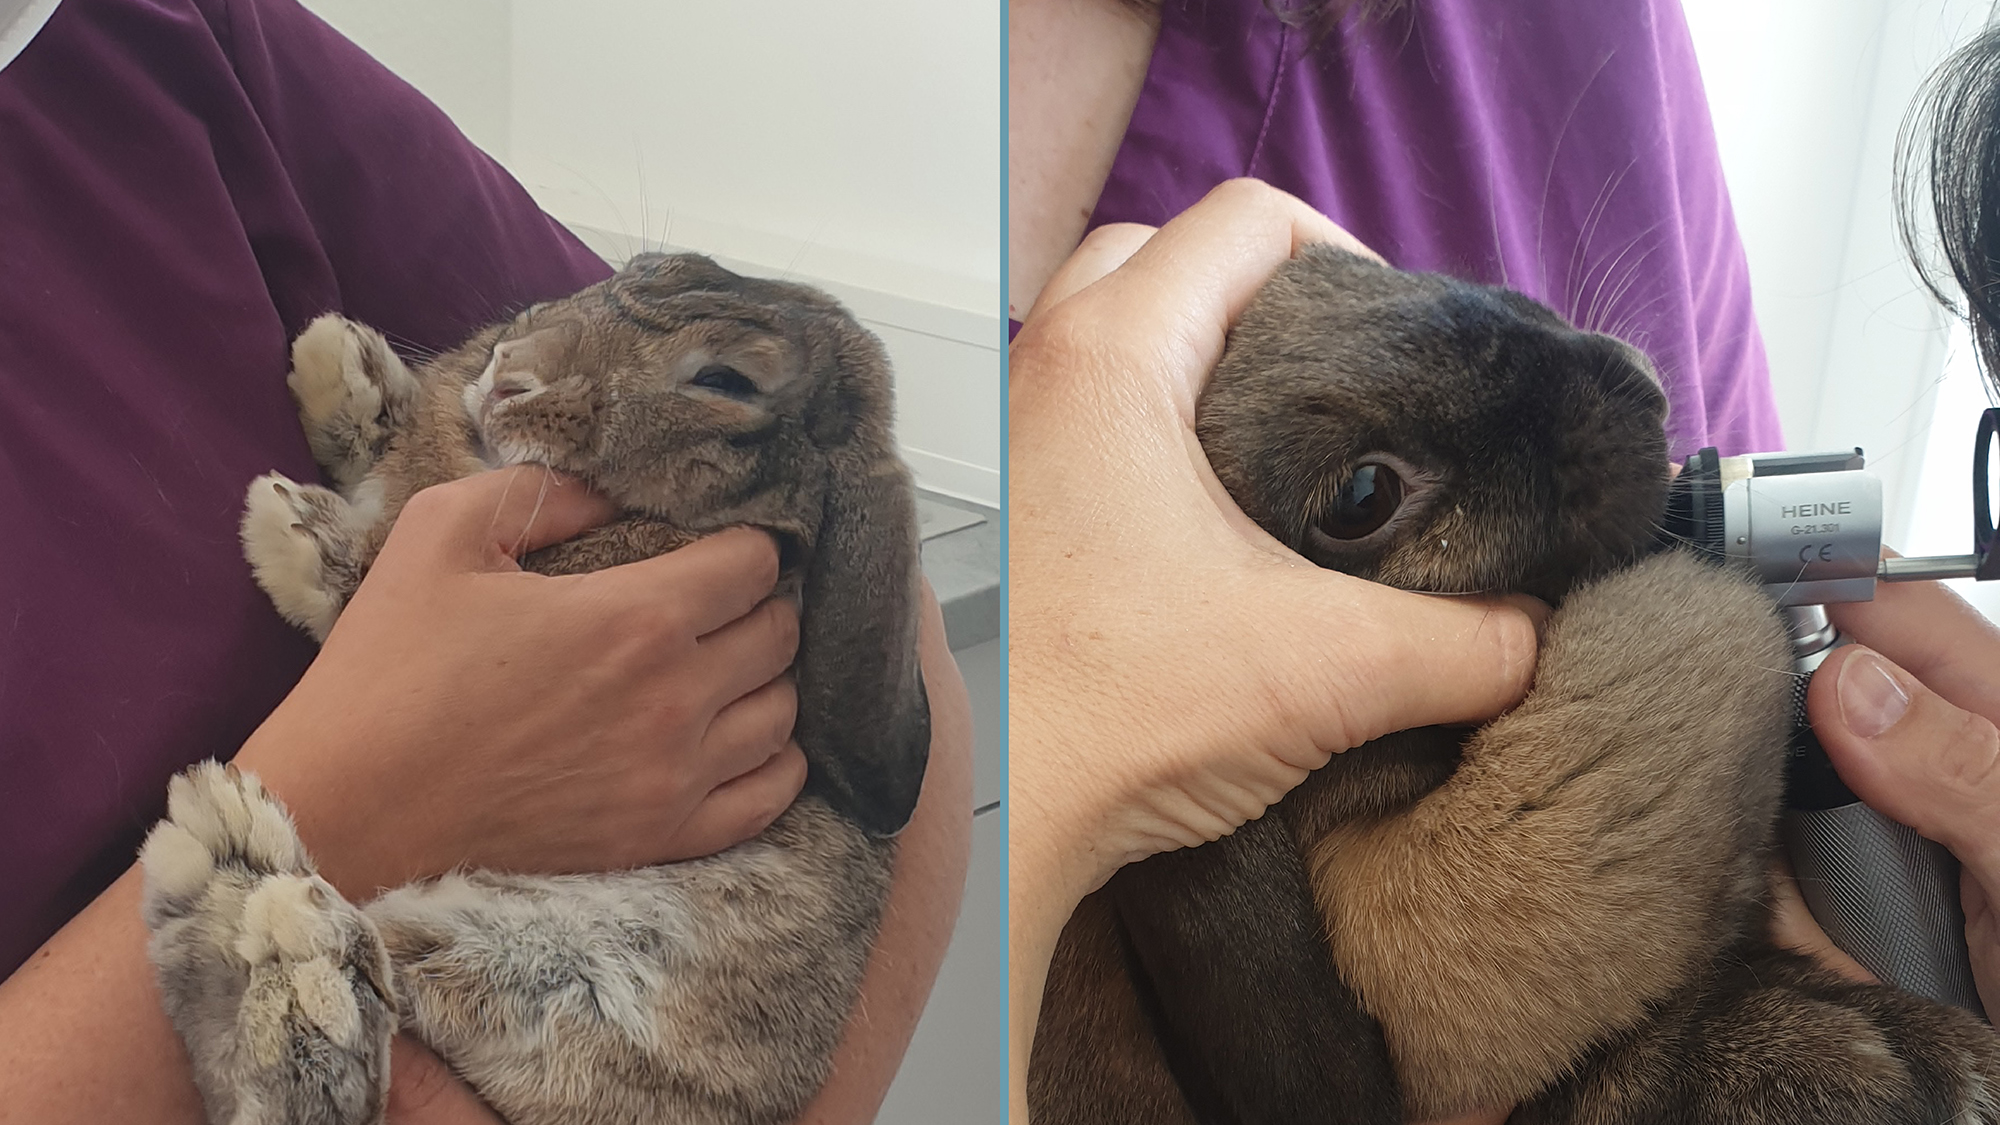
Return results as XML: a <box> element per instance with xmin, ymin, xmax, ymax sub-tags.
<box><xmin>0</xmin><ymin>0</ymin><xmax>609</xmax><ymax>975</ymax></box>
<box><xmin>1090</xmin><ymin>0</ymin><xmax>1784</xmax><ymax>459</ymax></box>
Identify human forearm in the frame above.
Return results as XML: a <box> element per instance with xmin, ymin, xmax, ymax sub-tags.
<box><xmin>795</xmin><ymin>590</ymin><xmax>975</xmax><ymax>1124</ymax></box>
<box><xmin>0</xmin><ymin>869</ymin><xmax>205</xmax><ymax>1124</ymax></box>
<box><xmin>1005</xmin><ymin>787</ymin><xmax>1090</xmax><ymax>1125</ymax></box>
<box><xmin>0</xmin><ymin>868</ymin><xmax>506</xmax><ymax>1125</ymax></box>
<box><xmin>1007</xmin><ymin>890</ymin><xmax>1059</xmax><ymax>1125</ymax></box>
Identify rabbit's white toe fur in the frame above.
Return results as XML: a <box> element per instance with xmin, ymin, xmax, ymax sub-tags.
<box><xmin>239</xmin><ymin>473</ymin><xmax>369</xmax><ymax>641</ymax></box>
<box><xmin>141</xmin><ymin>761</ymin><xmax>396</xmax><ymax>1125</ymax></box>
<box><xmin>289</xmin><ymin>313</ymin><xmax>419</xmax><ymax>490</ymax></box>
<box><xmin>167</xmin><ymin>761</ymin><xmax>308</xmax><ymax>872</ymax></box>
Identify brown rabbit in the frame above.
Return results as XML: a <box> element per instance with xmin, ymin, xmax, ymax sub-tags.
<box><xmin>138</xmin><ymin>253</ymin><xmax>930</xmax><ymax>1125</ymax></box>
<box><xmin>1028</xmin><ymin>245</ymin><xmax>2000</xmax><ymax>1125</ymax></box>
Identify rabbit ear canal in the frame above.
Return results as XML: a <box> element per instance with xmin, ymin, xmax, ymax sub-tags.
<box><xmin>793</xmin><ymin>457</ymin><xmax>931</xmax><ymax>837</ymax></box>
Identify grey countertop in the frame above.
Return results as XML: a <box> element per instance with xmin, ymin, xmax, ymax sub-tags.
<box><xmin>917</xmin><ymin>491</ymin><xmax>1000</xmax><ymax>652</ymax></box>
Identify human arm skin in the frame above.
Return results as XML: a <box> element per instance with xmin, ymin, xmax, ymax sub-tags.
<box><xmin>0</xmin><ymin>467</ymin><xmax>817</xmax><ymax>1123</ymax></box>
<box><xmin>1008</xmin><ymin>0</ymin><xmax>1158</xmax><ymax>319</ymax></box>
<box><xmin>1007</xmin><ymin>180</ymin><xmax>1541</xmax><ymax>1122</ymax></box>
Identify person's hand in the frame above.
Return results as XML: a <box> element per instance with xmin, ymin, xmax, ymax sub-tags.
<box><xmin>1010</xmin><ymin>180</ymin><xmax>1541</xmax><ymax>899</ymax></box>
<box><xmin>1779</xmin><ymin>565</ymin><xmax>2000</xmax><ymax>1010</ymax></box>
<box><xmin>234</xmin><ymin>466</ymin><xmax>808</xmax><ymax>897</ymax></box>
<box><xmin>384</xmin><ymin>1037</ymin><xmax>502</xmax><ymax>1124</ymax></box>
<box><xmin>1008</xmin><ymin>179</ymin><xmax>1542</xmax><ymax>1117</ymax></box>
<box><xmin>387</xmin><ymin>584</ymin><xmax>974</xmax><ymax>1125</ymax></box>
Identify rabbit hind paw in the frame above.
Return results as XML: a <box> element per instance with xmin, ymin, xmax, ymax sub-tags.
<box><xmin>288</xmin><ymin>314</ymin><xmax>419</xmax><ymax>489</ymax></box>
<box><xmin>141</xmin><ymin>761</ymin><xmax>396</xmax><ymax>1125</ymax></box>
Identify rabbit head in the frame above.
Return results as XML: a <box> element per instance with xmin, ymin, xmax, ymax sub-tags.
<box><xmin>460</xmin><ymin>252</ymin><xmax>929</xmax><ymax>836</ymax></box>
<box><xmin>1196</xmin><ymin>245</ymin><xmax>1671</xmax><ymax>604</ymax></box>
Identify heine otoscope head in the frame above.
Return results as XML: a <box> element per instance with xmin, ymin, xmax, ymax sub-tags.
<box><xmin>1662</xmin><ymin>407</ymin><xmax>2000</xmax><ymax>1014</ymax></box>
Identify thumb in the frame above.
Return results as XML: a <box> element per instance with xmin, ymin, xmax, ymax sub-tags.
<box><xmin>1808</xmin><ymin>644</ymin><xmax>2000</xmax><ymax>870</ymax></box>
<box><xmin>1271</xmin><ymin>572</ymin><xmax>1544</xmax><ymax>755</ymax></box>
<box><xmin>394</xmin><ymin>466</ymin><xmax>616</xmax><ymax>570</ymax></box>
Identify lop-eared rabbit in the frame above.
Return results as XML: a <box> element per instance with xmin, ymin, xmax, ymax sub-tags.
<box><xmin>141</xmin><ymin>253</ymin><xmax>929</xmax><ymax>1125</ymax></box>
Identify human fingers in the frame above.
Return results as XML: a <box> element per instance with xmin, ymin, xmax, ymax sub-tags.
<box><xmin>699</xmin><ymin>675</ymin><xmax>801</xmax><ymax>784</ymax></box>
<box><xmin>1097</xmin><ymin>580</ymin><xmax>1543</xmax><ymax>860</ymax></box>
<box><xmin>386</xmin><ymin>1035</ymin><xmax>503</xmax><ymax>1123</ymax></box>
<box><xmin>1827</xmin><ymin>569</ymin><xmax>2000</xmax><ymax>723</ymax></box>
<box><xmin>389</xmin><ymin>466</ymin><xmax>615</xmax><ymax>569</ymax></box>
<box><xmin>1806</xmin><ymin>644</ymin><xmax>2000</xmax><ymax>880</ymax></box>
<box><xmin>695</xmin><ymin>597</ymin><xmax>802</xmax><ymax>706</ymax></box>
<box><xmin>1268</xmin><ymin>574</ymin><xmax>1543</xmax><ymax>757</ymax></box>
<box><xmin>1025</xmin><ymin>222</ymin><xmax>1156</xmax><ymax>318</ymax></box>
<box><xmin>588</xmin><ymin>527</ymin><xmax>784</xmax><ymax>636</ymax></box>
<box><xmin>1071</xmin><ymin>180</ymin><xmax>1373</xmax><ymax>404</ymax></box>
<box><xmin>656</xmin><ymin>743</ymin><xmax>808</xmax><ymax>861</ymax></box>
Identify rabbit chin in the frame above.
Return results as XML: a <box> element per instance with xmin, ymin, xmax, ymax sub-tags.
<box><xmin>474</xmin><ymin>433</ymin><xmax>570</xmax><ymax>476</ymax></box>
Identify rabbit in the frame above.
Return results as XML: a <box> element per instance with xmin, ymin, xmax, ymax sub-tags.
<box><xmin>137</xmin><ymin>252</ymin><xmax>931</xmax><ymax>1125</ymax></box>
<box><xmin>1027</xmin><ymin>244</ymin><xmax>2000</xmax><ymax>1125</ymax></box>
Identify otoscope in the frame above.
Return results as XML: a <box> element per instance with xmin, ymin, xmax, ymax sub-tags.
<box><xmin>1664</xmin><ymin>407</ymin><xmax>2000</xmax><ymax>1016</ymax></box>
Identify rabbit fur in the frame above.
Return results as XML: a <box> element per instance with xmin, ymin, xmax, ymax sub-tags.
<box><xmin>1027</xmin><ymin>245</ymin><xmax>2000</xmax><ymax>1125</ymax></box>
<box><xmin>139</xmin><ymin>253</ymin><xmax>931</xmax><ymax>1125</ymax></box>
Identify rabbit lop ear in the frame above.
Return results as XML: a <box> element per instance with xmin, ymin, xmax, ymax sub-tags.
<box><xmin>793</xmin><ymin>328</ymin><xmax>931</xmax><ymax>838</ymax></box>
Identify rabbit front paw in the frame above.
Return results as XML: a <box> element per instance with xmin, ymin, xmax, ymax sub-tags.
<box><xmin>141</xmin><ymin>761</ymin><xmax>396</xmax><ymax>1125</ymax></box>
<box><xmin>240</xmin><ymin>472</ymin><xmax>368</xmax><ymax>641</ymax></box>
<box><xmin>288</xmin><ymin>314</ymin><xmax>419</xmax><ymax>489</ymax></box>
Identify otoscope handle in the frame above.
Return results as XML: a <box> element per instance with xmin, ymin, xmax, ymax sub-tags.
<box><xmin>1782</xmin><ymin>642</ymin><xmax>1984</xmax><ymax>1015</ymax></box>
<box><xmin>1783</xmin><ymin>804</ymin><xmax>1981</xmax><ymax>1012</ymax></box>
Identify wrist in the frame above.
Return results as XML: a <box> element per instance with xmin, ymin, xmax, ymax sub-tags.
<box><xmin>231</xmin><ymin>714</ymin><xmax>434</xmax><ymax>898</ymax></box>
<box><xmin>1009</xmin><ymin>709</ymin><xmax>1132</xmax><ymax>904</ymax></box>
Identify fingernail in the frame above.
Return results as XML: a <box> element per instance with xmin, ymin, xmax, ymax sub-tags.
<box><xmin>1838</xmin><ymin>649</ymin><xmax>1910</xmax><ymax>740</ymax></box>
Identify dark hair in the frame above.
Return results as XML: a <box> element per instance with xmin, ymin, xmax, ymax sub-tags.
<box><xmin>1897</xmin><ymin>25</ymin><xmax>2000</xmax><ymax>390</ymax></box>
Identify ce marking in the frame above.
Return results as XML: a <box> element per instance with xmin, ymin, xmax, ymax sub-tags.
<box><xmin>1798</xmin><ymin>543</ymin><xmax>1836</xmax><ymax>564</ymax></box>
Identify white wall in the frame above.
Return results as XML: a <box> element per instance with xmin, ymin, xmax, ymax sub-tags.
<box><xmin>298</xmin><ymin>0</ymin><xmax>1003</xmax><ymax>507</ymax></box>
<box><xmin>507</xmin><ymin>2</ymin><xmax>999</xmax><ymax>314</ymax></box>
<box><xmin>301</xmin><ymin>0</ymin><xmax>513</xmax><ymax>160</ymax></box>
<box><xmin>1683</xmin><ymin>0</ymin><xmax>1992</xmax><ymax>544</ymax></box>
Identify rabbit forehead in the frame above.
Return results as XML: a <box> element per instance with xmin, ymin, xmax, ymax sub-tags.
<box><xmin>1215</xmin><ymin>248</ymin><xmax>1663</xmax><ymax>460</ymax></box>
<box><xmin>495</xmin><ymin>300</ymin><xmax>814</xmax><ymax>398</ymax></box>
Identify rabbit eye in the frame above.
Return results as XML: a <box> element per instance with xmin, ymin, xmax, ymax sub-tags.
<box><xmin>691</xmin><ymin>364</ymin><xmax>758</xmax><ymax>399</ymax></box>
<box><xmin>1319</xmin><ymin>462</ymin><xmax>1404</xmax><ymax>540</ymax></box>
